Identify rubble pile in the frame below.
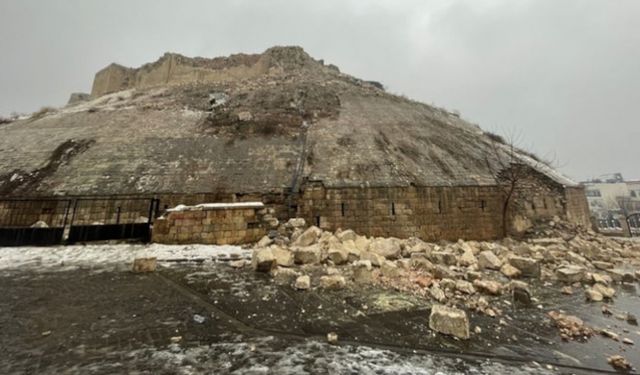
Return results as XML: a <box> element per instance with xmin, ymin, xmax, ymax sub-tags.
<box><xmin>547</xmin><ymin>311</ymin><xmax>594</xmax><ymax>341</ymax></box>
<box><xmin>241</xmin><ymin>218</ymin><xmax>639</xmax><ymax>341</ymax></box>
<box><xmin>607</xmin><ymin>355</ymin><xmax>632</xmax><ymax>371</ymax></box>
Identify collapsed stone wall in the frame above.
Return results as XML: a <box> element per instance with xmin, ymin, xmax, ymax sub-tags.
<box><xmin>564</xmin><ymin>186</ymin><xmax>591</xmax><ymax>227</ymax></box>
<box><xmin>151</xmin><ymin>203</ymin><xmax>268</xmax><ymax>245</ymax></box>
<box><xmin>508</xmin><ymin>169</ymin><xmax>591</xmax><ymax>234</ymax></box>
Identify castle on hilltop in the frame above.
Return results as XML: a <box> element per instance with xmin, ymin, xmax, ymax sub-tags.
<box><xmin>0</xmin><ymin>46</ymin><xmax>590</xmax><ymax>246</ymax></box>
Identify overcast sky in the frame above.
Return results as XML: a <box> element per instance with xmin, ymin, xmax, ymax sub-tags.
<box><xmin>1</xmin><ymin>0</ymin><xmax>638</xmax><ymax>181</ymax></box>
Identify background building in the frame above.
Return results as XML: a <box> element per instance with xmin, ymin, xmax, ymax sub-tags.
<box><xmin>582</xmin><ymin>173</ymin><xmax>640</xmax><ymax>235</ymax></box>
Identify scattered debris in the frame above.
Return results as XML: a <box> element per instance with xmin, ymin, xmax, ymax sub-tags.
<box><xmin>592</xmin><ymin>283</ymin><xmax>615</xmax><ymax>299</ymax></box>
<box><xmin>320</xmin><ymin>275</ymin><xmax>346</xmax><ymax>290</ymax></box>
<box><xmin>193</xmin><ymin>314</ymin><xmax>205</xmax><ymax>324</ymax></box>
<box><xmin>507</xmin><ymin>256</ymin><xmax>540</xmax><ymax>278</ymax></box>
<box><xmin>500</xmin><ymin>263</ymin><xmax>521</xmax><ymax>278</ymax></box>
<box><xmin>291</xmin><ymin>226</ymin><xmax>323</xmax><ymax>247</ymax></box>
<box><xmin>473</xmin><ymin>279</ymin><xmax>502</xmax><ymax>295</ymax></box>
<box><xmin>132</xmin><ymin>257</ymin><xmax>157</xmax><ymax>273</ymax></box>
<box><xmin>512</xmin><ymin>284</ymin><xmax>532</xmax><ymax>306</ymax></box>
<box><xmin>429</xmin><ymin>304</ymin><xmax>470</xmax><ymax>340</ymax></box>
<box><xmin>478</xmin><ymin>251</ymin><xmax>502</xmax><ymax>270</ymax></box>
<box><xmin>246</xmin><ymin>217</ymin><xmax>640</xmax><ymax>352</ymax></box>
<box><xmin>548</xmin><ymin>311</ymin><xmax>593</xmax><ymax>341</ymax></box>
<box><xmin>600</xmin><ymin>329</ymin><xmax>619</xmax><ymax>341</ymax></box>
<box><xmin>327</xmin><ymin>332</ymin><xmax>338</xmax><ymax>344</ymax></box>
<box><xmin>585</xmin><ymin>288</ymin><xmax>603</xmax><ymax>302</ymax></box>
<box><xmin>30</xmin><ymin>220</ymin><xmax>49</xmax><ymax>228</ymax></box>
<box><xmin>252</xmin><ymin>248</ymin><xmax>276</xmax><ymax>272</ymax></box>
<box><xmin>272</xmin><ymin>246</ymin><xmax>295</xmax><ymax>267</ymax></box>
<box><xmin>455</xmin><ymin>280</ymin><xmax>476</xmax><ymax>295</ymax></box>
<box><xmin>556</xmin><ymin>265</ymin><xmax>585</xmax><ymax>283</ymax></box>
<box><xmin>229</xmin><ymin>259</ymin><xmax>247</xmax><ymax>269</ymax></box>
<box><xmin>294</xmin><ymin>275</ymin><xmax>311</xmax><ymax>290</ymax></box>
<box><xmin>352</xmin><ymin>260</ymin><xmax>374</xmax><ymax>284</ymax></box>
<box><xmin>607</xmin><ymin>355</ymin><xmax>632</xmax><ymax>371</ymax></box>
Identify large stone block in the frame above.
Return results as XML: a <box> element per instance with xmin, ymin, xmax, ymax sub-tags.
<box><xmin>252</xmin><ymin>248</ymin><xmax>276</xmax><ymax>272</ymax></box>
<box><xmin>294</xmin><ymin>245</ymin><xmax>322</xmax><ymax>264</ymax></box>
<box><xmin>368</xmin><ymin>238</ymin><xmax>402</xmax><ymax>259</ymax></box>
<box><xmin>508</xmin><ymin>256</ymin><xmax>540</xmax><ymax>278</ymax></box>
<box><xmin>477</xmin><ymin>251</ymin><xmax>502</xmax><ymax>270</ymax></box>
<box><xmin>292</xmin><ymin>226</ymin><xmax>323</xmax><ymax>247</ymax></box>
<box><xmin>556</xmin><ymin>265</ymin><xmax>585</xmax><ymax>283</ymax></box>
<box><xmin>132</xmin><ymin>258</ymin><xmax>157</xmax><ymax>273</ymax></box>
<box><xmin>320</xmin><ymin>275</ymin><xmax>346</xmax><ymax>290</ymax></box>
<box><xmin>272</xmin><ymin>246</ymin><xmax>294</xmax><ymax>267</ymax></box>
<box><xmin>429</xmin><ymin>305</ymin><xmax>470</xmax><ymax>339</ymax></box>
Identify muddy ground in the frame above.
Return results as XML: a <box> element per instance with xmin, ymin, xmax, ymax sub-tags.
<box><xmin>0</xmin><ymin>257</ymin><xmax>638</xmax><ymax>374</ymax></box>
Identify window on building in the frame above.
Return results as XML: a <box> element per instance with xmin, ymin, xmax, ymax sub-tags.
<box><xmin>390</xmin><ymin>202</ymin><xmax>396</xmax><ymax>216</ymax></box>
<box><xmin>631</xmin><ymin>190</ymin><xmax>637</xmax><ymax>198</ymax></box>
<box><xmin>586</xmin><ymin>189</ymin><xmax>601</xmax><ymax>197</ymax></box>
<box><xmin>341</xmin><ymin>203</ymin><xmax>346</xmax><ymax>217</ymax></box>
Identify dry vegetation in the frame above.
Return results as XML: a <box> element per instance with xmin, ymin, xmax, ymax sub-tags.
<box><xmin>29</xmin><ymin>106</ymin><xmax>56</xmax><ymax>121</ymax></box>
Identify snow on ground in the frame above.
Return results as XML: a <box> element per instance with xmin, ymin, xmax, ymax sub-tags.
<box><xmin>0</xmin><ymin>243</ymin><xmax>250</xmax><ymax>272</ymax></box>
<box><xmin>95</xmin><ymin>336</ymin><xmax>554</xmax><ymax>375</ymax></box>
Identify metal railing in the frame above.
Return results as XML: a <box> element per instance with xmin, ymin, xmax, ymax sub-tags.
<box><xmin>0</xmin><ymin>197</ymin><xmax>159</xmax><ymax>246</ymax></box>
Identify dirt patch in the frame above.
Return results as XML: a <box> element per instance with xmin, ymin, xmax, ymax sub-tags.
<box><xmin>398</xmin><ymin>141</ymin><xmax>422</xmax><ymax>162</ymax></box>
<box><xmin>28</xmin><ymin>107</ymin><xmax>56</xmax><ymax>122</ymax></box>
<box><xmin>198</xmin><ymin>81</ymin><xmax>340</xmax><ymax>138</ymax></box>
<box><xmin>374</xmin><ymin>131</ymin><xmax>392</xmax><ymax>153</ymax></box>
<box><xmin>0</xmin><ymin>139</ymin><xmax>95</xmax><ymax>195</ymax></box>
<box><xmin>337</xmin><ymin>135</ymin><xmax>356</xmax><ymax>147</ymax></box>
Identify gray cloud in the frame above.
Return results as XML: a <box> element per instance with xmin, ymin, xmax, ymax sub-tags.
<box><xmin>1</xmin><ymin>0</ymin><xmax>638</xmax><ymax>181</ymax></box>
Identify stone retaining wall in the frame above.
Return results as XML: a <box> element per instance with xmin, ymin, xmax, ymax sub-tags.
<box><xmin>151</xmin><ymin>203</ymin><xmax>267</xmax><ymax>245</ymax></box>
<box><xmin>296</xmin><ymin>183</ymin><xmax>590</xmax><ymax>241</ymax></box>
<box><xmin>1</xmin><ymin>182</ymin><xmax>590</xmax><ymax>243</ymax></box>
<box><xmin>296</xmin><ymin>185</ymin><xmax>504</xmax><ymax>241</ymax></box>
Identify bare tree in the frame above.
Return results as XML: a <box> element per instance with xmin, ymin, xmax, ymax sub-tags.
<box><xmin>484</xmin><ymin>131</ymin><xmax>552</xmax><ymax>237</ymax></box>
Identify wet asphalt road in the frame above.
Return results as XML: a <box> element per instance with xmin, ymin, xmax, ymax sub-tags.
<box><xmin>0</xmin><ymin>263</ymin><xmax>638</xmax><ymax>374</ymax></box>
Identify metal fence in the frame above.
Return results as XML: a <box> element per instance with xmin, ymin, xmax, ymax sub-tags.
<box><xmin>0</xmin><ymin>197</ymin><xmax>159</xmax><ymax>246</ymax></box>
<box><xmin>0</xmin><ymin>199</ymin><xmax>71</xmax><ymax>246</ymax></box>
<box><xmin>66</xmin><ymin>198</ymin><xmax>158</xmax><ymax>244</ymax></box>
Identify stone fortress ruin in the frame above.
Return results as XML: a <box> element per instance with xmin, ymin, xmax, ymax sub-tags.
<box><xmin>0</xmin><ymin>46</ymin><xmax>590</xmax><ymax>245</ymax></box>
